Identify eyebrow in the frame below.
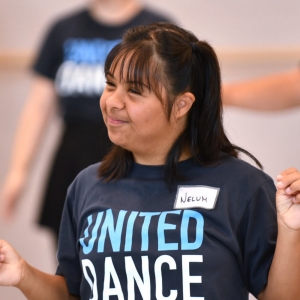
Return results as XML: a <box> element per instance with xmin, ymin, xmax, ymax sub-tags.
<box><xmin>106</xmin><ymin>71</ymin><xmax>151</xmax><ymax>89</ymax></box>
<box><xmin>106</xmin><ymin>71</ymin><xmax>115</xmax><ymax>79</ymax></box>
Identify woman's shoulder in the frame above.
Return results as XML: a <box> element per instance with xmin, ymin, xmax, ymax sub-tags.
<box><xmin>214</xmin><ymin>155</ymin><xmax>275</xmax><ymax>192</ymax></box>
<box><xmin>224</xmin><ymin>155</ymin><xmax>271</xmax><ymax>179</ymax></box>
<box><xmin>185</xmin><ymin>155</ymin><xmax>274</xmax><ymax>188</ymax></box>
<box><xmin>77</xmin><ymin>162</ymin><xmax>101</xmax><ymax>179</ymax></box>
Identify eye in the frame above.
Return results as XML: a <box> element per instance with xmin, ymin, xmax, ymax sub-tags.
<box><xmin>128</xmin><ymin>87</ymin><xmax>141</xmax><ymax>95</ymax></box>
<box><xmin>105</xmin><ymin>80</ymin><xmax>115</xmax><ymax>87</ymax></box>
<box><xmin>105</xmin><ymin>80</ymin><xmax>116</xmax><ymax>91</ymax></box>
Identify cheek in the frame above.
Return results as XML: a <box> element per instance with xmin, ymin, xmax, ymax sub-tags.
<box><xmin>138</xmin><ymin>108</ymin><xmax>167</xmax><ymax>132</ymax></box>
<box><xmin>99</xmin><ymin>95</ymin><xmax>106</xmax><ymax>114</ymax></box>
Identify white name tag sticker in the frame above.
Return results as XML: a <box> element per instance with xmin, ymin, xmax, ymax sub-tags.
<box><xmin>174</xmin><ymin>185</ymin><xmax>220</xmax><ymax>210</ymax></box>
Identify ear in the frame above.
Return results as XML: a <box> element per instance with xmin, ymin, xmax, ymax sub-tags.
<box><xmin>174</xmin><ymin>92</ymin><xmax>195</xmax><ymax>119</ymax></box>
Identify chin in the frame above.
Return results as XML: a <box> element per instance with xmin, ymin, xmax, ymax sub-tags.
<box><xmin>108</xmin><ymin>135</ymin><xmax>127</xmax><ymax>148</ymax></box>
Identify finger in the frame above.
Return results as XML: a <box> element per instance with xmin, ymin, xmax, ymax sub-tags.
<box><xmin>276</xmin><ymin>170</ymin><xmax>300</xmax><ymax>190</ymax></box>
<box><xmin>285</xmin><ymin>179</ymin><xmax>300</xmax><ymax>196</ymax></box>
<box><xmin>0</xmin><ymin>240</ymin><xmax>10</xmax><ymax>251</ymax></box>
<box><xmin>277</xmin><ymin>167</ymin><xmax>299</xmax><ymax>178</ymax></box>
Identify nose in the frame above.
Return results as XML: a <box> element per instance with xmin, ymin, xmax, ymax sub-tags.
<box><xmin>104</xmin><ymin>88</ymin><xmax>125</xmax><ymax>111</ymax></box>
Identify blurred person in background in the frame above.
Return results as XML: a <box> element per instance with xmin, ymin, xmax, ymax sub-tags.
<box><xmin>0</xmin><ymin>0</ymin><xmax>173</xmax><ymax>243</ymax></box>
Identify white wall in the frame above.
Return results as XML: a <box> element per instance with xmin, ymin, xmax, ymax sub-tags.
<box><xmin>0</xmin><ymin>1</ymin><xmax>299</xmax><ymax>299</ymax></box>
<box><xmin>1</xmin><ymin>0</ymin><xmax>300</xmax><ymax>50</ymax></box>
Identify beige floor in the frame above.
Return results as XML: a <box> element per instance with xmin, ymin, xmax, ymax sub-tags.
<box><xmin>0</xmin><ymin>60</ymin><xmax>299</xmax><ymax>299</ymax></box>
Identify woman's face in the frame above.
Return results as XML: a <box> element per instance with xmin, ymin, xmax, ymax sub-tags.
<box><xmin>100</xmin><ymin>60</ymin><xmax>182</xmax><ymax>164</ymax></box>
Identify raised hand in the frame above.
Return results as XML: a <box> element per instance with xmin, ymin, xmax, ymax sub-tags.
<box><xmin>276</xmin><ymin>167</ymin><xmax>300</xmax><ymax>230</ymax></box>
<box><xmin>0</xmin><ymin>239</ymin><xmax>24</xmax><ymax>287</ymax></box>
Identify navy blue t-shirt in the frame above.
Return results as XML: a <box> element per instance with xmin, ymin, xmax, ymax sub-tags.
<box><xmin>56</xmin><ymin>157</ymin><xmax>277</xmax><ymax>299</ymax></box>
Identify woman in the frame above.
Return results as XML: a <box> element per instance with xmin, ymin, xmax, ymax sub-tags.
<box><xmin>1</xmin><ymin>22</ymin><xmax>300</xmax><ymax>300</ymax></box>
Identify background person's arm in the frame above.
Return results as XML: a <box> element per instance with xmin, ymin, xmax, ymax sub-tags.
<box><xmin>0</xmin><ymin>75</ymin><xmax>57</xmax><ymax>220</ymax></box>
<box><xmin>222</xmin><ymin>67</ymin><xmax>300</xmax><ymax>110</ymax></box>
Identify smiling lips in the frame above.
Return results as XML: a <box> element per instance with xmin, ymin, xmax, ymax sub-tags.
<box><xmin>107</xmin><ymin>116</ymin><xmax>129</xmax><ymax>125</ymax></box>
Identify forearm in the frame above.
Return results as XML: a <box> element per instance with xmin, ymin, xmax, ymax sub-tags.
<box><xmin>259</xmin><ymin>220</ymin><xmax>300</xmax><ymax>299</ymax></box>
<box><xmin>18</xmin><ymin>261</ymin><xmax>70</xmax><ymax>300</ymax></box>
<box><xmin>7</xmin><ymin>76</ymin><xmax>56</xmax><ymax>176</ymax></box>
<box><xmin>222</xmin><ymin>68</ymin><xmax>300</xmax><ymax>111</ymax></box>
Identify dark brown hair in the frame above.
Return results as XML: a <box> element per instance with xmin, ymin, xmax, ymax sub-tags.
<box><xmin>99</xmin><ymin>22</ymin><xmax>262</xmax><ymax>185</ymax></box>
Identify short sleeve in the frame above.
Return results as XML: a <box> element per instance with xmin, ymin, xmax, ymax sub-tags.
<box><xmin>56</xmin><ymin>181</ymin><xmax>82</xmax><ymax>297</ymax></box>
<box><xmin>31</xmin><ymin>21</ymin><xmax>63</xmax><ymax>80</ymax></box>
<box><xmin>238</xmin><ymin>179</ymin><xmax>277</xmax><ymax>297</ymax></box>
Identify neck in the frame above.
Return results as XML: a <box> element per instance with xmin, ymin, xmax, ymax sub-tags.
<box><xmin>88</xmin><ymin>0</ymin><xmax>143</xmax><ymax>25</ymax></box>
<box><xmin>133</xmin><ymin>149</ymin><xmax>192</xmax><ymax>166</ymax></box>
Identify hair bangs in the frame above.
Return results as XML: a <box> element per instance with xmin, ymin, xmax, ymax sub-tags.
<box><xmin>105</xmin><ymin>42</ymin><xmax>164</xmax><ymax>100</ymax></box>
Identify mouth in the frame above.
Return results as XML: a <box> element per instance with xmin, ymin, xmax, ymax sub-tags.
<box><xmin>107</xmin><ymin>116</ymin><xmax>129</xmax><ymax>125</ymax></box>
